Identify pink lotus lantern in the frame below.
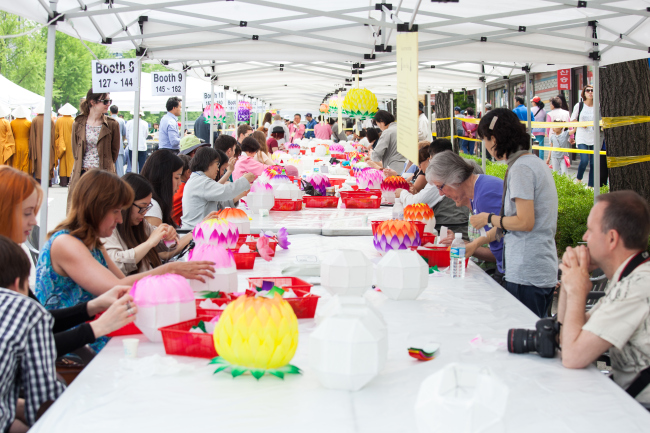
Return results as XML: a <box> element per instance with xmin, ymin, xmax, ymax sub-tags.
<box><xmin>131</xmin><ymin>274</ymin><xmax>197</xmax><ymax>342</ymax></box>
<box><xmin>261</xmin><ymin>166</ymin><xmax>291</xmax><ymax>187</ymax></box>
<box><xmin>217</xmin><ymin>207</ymin><xmax>250</xmax><ymax>234</ymax></box>
<box><xmin>329</xmin><ymin>143</ymin><xmax>345</xmax><ymax>153</ymax></box>
<box><xmin>352</xmin><ymin>162</ymin><xmax>370</xmax><ymax>177</ymax></box>
<box><xmin>192</xmin><ymin>218</ymin><xmax>239</xmax><ymax>249</ymax></box>
<box><xmin>373</xmin><ymin>220</ymin><xmax>421</xmax><ymax>254</ymax></box>
<box><xmin>306</xmin><ymin>173</ymin><xmax>331</xmax><ymax>196</ymax></box>
<box><xmin>381</xmin><ymin>176</ymin><xmax>410</xmax><ymax>204</ymax></box>
<box><xmin>247</xmin><ymin>181</ymin><xmax>275</xmax><ymax>213</ymax></box>
<box><xmin>203</xmin><ymin>103</ymin><xmax>226</xmax><ymax>123</ymax></box>
<box><xmin>187</xmin><ymin>244</ymin><xmax>238</xmax><ymax>294</ymax></box>
<box><xmin>357</xmin><ymin>168</ymin><xmax>383</xmax><ymax>190</ymax></box>
<box><xmin>288</xmin><ymin>143</ymin><xmax>301</xmax><ymax>155</ymax></box>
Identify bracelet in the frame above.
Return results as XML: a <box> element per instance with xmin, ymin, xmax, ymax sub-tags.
<box><xmin>501</xmin><ymin>216</ymin><xmax>506</xmax><ymax>232</ymax></box>
<box><xmin>488</xmin><ymin>213</ymin><xmax>494</xmax><ymax>226</ymax></box>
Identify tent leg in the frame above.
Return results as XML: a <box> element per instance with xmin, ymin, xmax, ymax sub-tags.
<box><xmin>481</xmin><ymin>77</ymin><xmax>487</xmax><ymax>173</ymax></box>
<box><xmin>426</xmin><ymin>91</ymin><xmax>431</xmax><ymax>140</ymax></box>
<box><xmin>593</xmin><ymin>59</ymin><xmax>601</xmax><ymax>201</ymax></box>
<box><xmin>132</xmin><ymin>57</ymin><xmax>142</xmax><ymax>174</ymax></box>
<box><xmin>38</xmin><ymin>15</ymin><xmax>57</xmax><ymax>248</ymax></box>
<box><xmin>449</xmin><ymin>90</ymin><xmax>454</xmax><ymax>152</ymax></box>
<box><xmin>209</xmin><ymin>79</ymin><xmax>215</xmax><ymax>143</ymax></box>
<box><xmin>180</xmin><ymin>68</ymin><xmax>187</xmax><ymax>136</ymax></box>
<box><xmin>525</xmin><ymin>64</ymin><xmax>532</xmax><ymax>149</ymax></box>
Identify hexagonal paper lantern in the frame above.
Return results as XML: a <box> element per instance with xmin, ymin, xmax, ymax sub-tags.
<box><xmin>315</xmin><ymin>294</ymin><xmax>385</xmax><ymax>328</ymax></box>
<box><xmin>381</xmin><ymin>176</ymin><xmax>410</xmax><ymax>204</ymax></box>
<box><xmin>288</xmin><ymin>143</ymin><xmax>301</xmax><ymax>155</ymax></box>
<box><xmin>373</xmin><ymin>220</ymin><xmax>421</xmax><ymax>254</ymax></box>
<box><xmin>342</xmin><ymin>88</ymin><xmax>379</xmax><ymax>120</ymax></box>
<box><xmin>217</xmin><ymin>207</ymin><xmax>250</xmax><ymax>234</ymax></box>
<box><xmin>314</xmin><ymin>144</ymin><xmax>328</xmax><ymax>157</ymax></box>
<box><xmin>376</xmin><ymin>250</ymin><xmax>428</xmax><ymax>300</ymax></box>
<box><xmin>247</xmin><ymin>181</ymin><xmax>275</xmax><ymax>213</ymax></box>
<box><xmin>274</xmin><ymin>183</ymin><xmax>302</xmax><ymax>200</ymax></box>
<box><xmin>344</xmin><ymin>143</ymin><xmax>356</xmax><ymax>153</ymax></box>
<box><xmin>309</xmin><ymin>304</ymin><xmax>388</xmax><ymax>391</ymax></box>
<box><xmin>187</xmin><ymin>244</ymin><xmax>238</xmax><ymax>294</ymax></box>
<box><xmin>320</xmin><ymin>249</ymin><xmax>373</xmax><ymax>296</ymax></box>
<box><xmin>357</xmin><ymin>168</ymin><xmax>383</xmax><ymax>190</ymax></box>
<box><xmin>131</xmin><ymin>274</ymin><xmax>197</xmax><ymax>342</ymax></box>
<box><xmin>415</xmin><ymin>364</ymin><xmax>509</xmax><ymax>433</ymax></box>
<box><xmin>404</xmin><ymin>203</ymin><xmax>436</xmax><ymax>234</ymax></box>
<box><xmin>192</xmin><ymin>218</ymin><xmax>239</xmax><ymax>249</ymax></box>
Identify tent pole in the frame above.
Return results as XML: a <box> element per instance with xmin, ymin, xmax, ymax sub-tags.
<box><xmin>180</xmin><ymin>67</ymin><xmax>187</xmax><ymax>136</ymax></box>
<box><xmin>338</xmin><ymin>89</ymin><xmax>343</xmax><ymax>139</ymax></box>
<box><xmin>449</xmin><ymin>89</ymin><xmax>454</xmax><ymax>152</ymax></box>
<box><xmin>210</xmin><ymin>79</ymin><xmax>215</xmax><ymax>143</ymax></box>
<box><xmin>593</xmin><ymin>59</ymin><xmax>601</xmax><ymax>201</ymax></box>
<box><xmin>132</xmin><ymin>57</ymin><xmax>142</xmax><ymax>174</ymax></box>
<box><xmin>525</xmin><ymin>64</ymin><xmax>532</xmax><ymax>149</ymax></box>
<box><xmin>426</xmin><ymin>91</ymin><xmax>431</xmax><ymax>140</ymax></box>
<box><xmin>481</xmin><ymin>77</ymin><xmax>487</xmax><ymax>173</ymax></box>
<box><xmin>38</xmin><ymin>6</ymin><xmax>57</xmax><ymax>248</ymax></box>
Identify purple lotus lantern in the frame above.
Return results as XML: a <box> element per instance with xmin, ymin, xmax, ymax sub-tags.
<box><xmin>306</xmin><ymin>174</ymin><xmax>331</xmax><ymax>196</ymax></box>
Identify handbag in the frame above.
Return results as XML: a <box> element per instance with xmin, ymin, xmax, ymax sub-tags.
<box><xmin>563</xmin><ymin>155</ymin><xmax>571</xmax><ymax>168</ymax></box>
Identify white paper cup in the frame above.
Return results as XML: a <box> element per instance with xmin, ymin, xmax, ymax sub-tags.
<box><xmin>123</xmin><ymin>338</ymin><xmax>139</xmax><ymax>358</ymax></box>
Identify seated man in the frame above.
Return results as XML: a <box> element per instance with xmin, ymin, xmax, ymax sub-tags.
<box><xmin>559</xmin><ymin>190</ymin><xmax>650</xmax><ymax>406</ymax></box>
<box><xmin>0</xmin><ymin>237</ymin><xmax>65</xmax><ymax>432</ymax></box>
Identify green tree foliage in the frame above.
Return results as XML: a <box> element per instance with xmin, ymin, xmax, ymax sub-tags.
<box><xmin>0</xmin><ymin>12</ymin><xmax>46</xmax><ymax>95</ymax></box>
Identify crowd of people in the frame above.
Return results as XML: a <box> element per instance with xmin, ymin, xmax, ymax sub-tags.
<box><xmin>1</xmin><ymin>86</ymin><xmax>649</xmax><ymax>432</ymax></box>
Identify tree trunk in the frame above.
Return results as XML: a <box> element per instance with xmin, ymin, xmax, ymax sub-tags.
<box><xmin>600</xmin><ymin>59</ymin><xmax>650</xmax><ymax>202</ymax></box>
<box><xmin>435</xmin><ymin>91</ymin><xmax>450</xmax><ymax>140</ymax></box>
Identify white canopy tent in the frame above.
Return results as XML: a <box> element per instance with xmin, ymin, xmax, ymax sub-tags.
<box><xmin>0</xmin><ymin>73</ymin><xmax>45</xmax><ymax>110</ymax></box>
<box><xmin>4</xmin><ymin>0</ymin><xmax>650</xmax><ymax>245</ymax></box>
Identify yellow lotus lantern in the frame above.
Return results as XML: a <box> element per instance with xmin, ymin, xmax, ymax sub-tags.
<box><xmin>342</xmin><ymin>88</ymin><xmax>379</xmax><ymax>120</ymax></box>
<box><xmin>328</xmin><ymin>96</ymin><xmax>340</xmax><ymax>115</ymax></box>
<box><xmin>211</xmin><ymin>294</ymin><xmax>300</xmax><ymax>379</ymax></box>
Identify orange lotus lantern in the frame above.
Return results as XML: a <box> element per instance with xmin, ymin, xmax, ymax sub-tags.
<box><xmin>404</xmin><ymin>203</ymin><xmax>436</xmax><ymax>234</ymax></box>
<box><xmin>380</xmin><ymin>176</ymin><xmax>410</xmax><ymax>204</ymax></box>
<box><xmin>217</xmin><ymin>208</ymin><xmax>250</xmax><ymax>234</ymax></box>
<box><xmin>373</xmin><ymin>220</ymin><xmax>421</xmax><ymax>254</ymax></box>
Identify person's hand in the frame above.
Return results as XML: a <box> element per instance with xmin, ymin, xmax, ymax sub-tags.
<box><xmin>394</xmin><ymin>188</ymin><xmax>404</xmax><ymax>198</ymax></box>
<box><xmin>89</xmin><ymin>294</ymin><xmax>137</xmax><ymax>338</ymax></box>
<box><xmin>470</xmin><ymin>212</ymin><xmax>490</xmax><ymax>229</ymax></box>
<box><xmin>87</xmin><ymin>285</ymin><xmax>131</xmax><ymax>316</ymax></box>
<box><xmin>202</xmin><ymin>211</ymin><xmax>221</xmax><ymax>222</ymax></box>
<box><xmin>439</xmin><ymin>230</ymin><xmax>455</xmax><ymax>246</ymax></box>
<box><xmin>409</xmin><ymin>184</ymin><xmax>417</xmax><ymax>194</ymax></box>
<box><xmin>227</xmin><ymin>157</ymin><xmax>237</xmax><ymax>173</ymax></box>
<box><xmin>243</xmin><ymin>172</ymin><xmax>256</xmax><ymax>183</ymax></box>
<box><xmin>559</xmin><ymin>246</ymin><xmax>593</xmax><ymax>298</ymax></box>
<box><xmin>465</xmin><ymin>240</ymin><xmax>478</xmax><ymax>258</ymax></box>
<box><xmin>163</xmin><ymin>261</ymin><xmax>215</xmax><ymax>283</ymax></box>
<box><xmin>383</xmin><ymin>168</ymin><xmax>398</xmax><ymax>177</ymax></box>
<box><xmin>148</xmin><ymin>224</ymin><xmax>170</xmax><ymax>247</ymax></box>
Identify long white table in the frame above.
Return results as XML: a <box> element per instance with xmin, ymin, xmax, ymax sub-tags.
<box><xmin>31</xmin><ymin>235</ymin><xmax>650</xmax><ymax>433</ymax></box>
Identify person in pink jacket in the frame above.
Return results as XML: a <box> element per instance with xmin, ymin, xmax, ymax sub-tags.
<box><xmin>288</xmin><ymin>114</ymin><xmax>305</xmax><ymax>143</ymax></box>
<box><xmin>314</xmin><ymin>115</ymin><xmax>333</xmax><ymax>140</ymax></box>
<box><xmin>232</xmin><ymin>136</ymin><xmax>266</xmax><ymax>181</ymax></box>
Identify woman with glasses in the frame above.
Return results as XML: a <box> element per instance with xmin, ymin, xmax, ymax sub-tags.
<box><xmin>570</xmin><ymin>85</ymin><xmax>596</xmax><ymax>186</ymax></box>
<box><xmin>66</xmin><ymin>88</ymin><xmax>121</xmax><ymax>211</ymax></box>
<box><xmin>103</xmin><ymin>173</ymin><xmax>186</xmax><ymax>275</ymax></box>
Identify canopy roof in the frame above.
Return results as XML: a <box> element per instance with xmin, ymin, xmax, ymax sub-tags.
<box><xmin>4</xmin><ymin>0</ymin><xmax>650</xmax><ymax>108</ymax></box>
<box><xmin>0</xmin><ymin>73</ymin><xmax>45</xmax><ymax>109</ymax></box>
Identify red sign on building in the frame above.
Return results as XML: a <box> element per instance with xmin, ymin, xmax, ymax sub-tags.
<box><xmin>557</xmin><ymin>69</ymin><xmax>571</xmax><ymax>91</ymax></box>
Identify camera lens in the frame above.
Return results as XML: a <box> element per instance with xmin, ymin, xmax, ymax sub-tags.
<box><xmin>507</xmin><ymin>328</ymin><xmax>537</xmax><ymax>354</ymax></box>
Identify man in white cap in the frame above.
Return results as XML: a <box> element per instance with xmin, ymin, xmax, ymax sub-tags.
<box><xmin>55</xmin><ymin>103</ymin><xmax>77</xmax><ymax>186</ymax></box>
<box><xmin>125</xmin><ymin>111</ymin><xmax>149</xmax><ymax>173</ymax></box>
<box><xmin>29</xmin><ymin>102</ymin><xmax>56</xmax><ymax>185</ymax></box>
<box><xmin>0</xmin><ymin>104</ymin><xmax>15</xmax><ymax>166</ymax></box>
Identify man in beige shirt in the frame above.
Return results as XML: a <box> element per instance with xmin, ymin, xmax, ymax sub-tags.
<box><xmin>558</xmin><ymin>190</ymin><xmax>650</xmax><ymax>406</ymax></box>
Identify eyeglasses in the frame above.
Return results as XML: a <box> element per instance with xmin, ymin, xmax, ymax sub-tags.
<box><xmin>132</xmin><ymin>202</ymin><xmax>154</xmax><ymax>215</ymax></box>
<box><xmin>436</xmin><ymin>183</ymin><xmax>446</xmax><ymax>193</ymax></box>
<box><xmin>98</xmin><ymin>99</ymin><xmax>113</xmax><ymax>105</ymax></box>
<box><xmin>584</xmin><ymin>88</ymin><xmax>594</xmax><ymax>93</ymax></box>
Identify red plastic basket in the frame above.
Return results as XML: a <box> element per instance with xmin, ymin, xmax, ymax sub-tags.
<box><xmin>421</xmin><ymin>233</ymin><xmax>437</xmax><ymax>246</ymax></box>
<box><xmin>300</xmin><ymin>149</ymin><xmax>306</xmax><ymax>155</ymax></box>
<box><xmin>410</xmin><ymin>246</ymin><xmax>469</xmax><ymax>268</ymax></box>
<box><xmin>329</xmin><ymin>178</ymin><xmax>345</xmax><ymax>187</ymax></box>
<box><xmin>339</xmin><ymin>190</ymin><xmax>379</xmax><ymax>199</ymax></box>
<box><xmin>235</xmin><ymin>234</ymin><xmax>278</xmax><ymax>258</ymax></box>
<box><xmin>303</xmin><ymin>195</ymin><xmax>339</xmax><ymax>208</ymax></box>
<box><xmin>343</xmin><ymin>194</ymin><xmax>381</xmax><ymax>208</ymax></box>
<box><xmin>371</xmin><ymin>219</ymin><xmax>388</xmax><ymax>236</ymax></box>
<box><xmin>247</xmin><ymin>277</ymin><xmax>313</xmax><ymax>292</ymax></box>
<box><xmin>230</xmin><ymin>251</ymin><xmax>256</xmax><ymax>269</ymax></box>
<box><xmin>243</xmin><ymin>288</ymin><xmax>319</xmax><ymax>319</ymax></box>
<box><xmin>159</xmin><ymin>316</ymin><xmax>219</xmax><ymax>359</ymax></box>
<box><xmin>195</xmin><ymin>297</ymin><xmax>232</xmax><ymax>316</ymax></box>
<box><xmin>106</xmin><ymin>321</ymin><xmax>142</xmax><ymax>337</ymax></box>
<box><xmin>330</xmin><ymin>153</ymin><xmax>345</xmax><ymax>159</ymax></box>
<box><xmin>271</xmin><ymin>199</ymin><xmax>303</xmax><ymax>211</ymax></box>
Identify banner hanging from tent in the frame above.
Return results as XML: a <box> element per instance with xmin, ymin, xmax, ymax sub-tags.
<box><xmin>396</xmin><ymin>30</ymin><xmax>419</xmax><ymax>167</ymax></box>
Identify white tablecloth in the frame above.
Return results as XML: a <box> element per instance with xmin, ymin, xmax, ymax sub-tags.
<box><xmin>31</xmin><ymin>235</ymin><xmax>650</xmax><ymax>433</ymax></box>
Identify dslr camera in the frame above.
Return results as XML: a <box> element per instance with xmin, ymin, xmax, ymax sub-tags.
<box><xmin>507</xmin><ymin>318</ymin><xmax>560</xmax><ymax>358</ymax></box>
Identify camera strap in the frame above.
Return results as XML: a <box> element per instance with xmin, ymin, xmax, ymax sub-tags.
<box><xmin>618</xmin><ymin>251</ymin><xmax>650</xmax><ymax>282</ymax></box>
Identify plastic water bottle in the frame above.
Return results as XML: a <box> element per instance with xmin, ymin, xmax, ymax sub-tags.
<box><xmin>392</xmin><ymin>196</ymin><xmax>404</xmax><ymax>220</ymax></box>
<box><xmin>450</xmin><ymin>233</ymin><xmax>466</xmax><ymax>279</ymax></box>
<box><xmin>468</xmin><ymin>211</ymin><xmax>480</xmax><ymax>242</ymax></box>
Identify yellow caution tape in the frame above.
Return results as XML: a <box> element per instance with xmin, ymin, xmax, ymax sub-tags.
<box><xmin>443</xmin><ymin>115</ymin><xmax>650</xmax><ymax>129</ymax></box>
<box><xmin>606</xmin><ymin>155</ymin><xmax>650</xmax><ymax>168</ymax></box>
<box><xmin>532</xmin><ymin>145</ymin><xmax>606</xmax><ymax>155</ymax></box>
<box><xmin>601</xmin><ymin>116</ymin><xmax>650</xmax><ymax>128</ymax></box>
